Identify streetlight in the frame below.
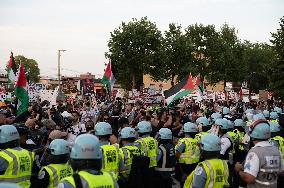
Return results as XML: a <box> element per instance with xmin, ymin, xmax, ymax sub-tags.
<box><xmin>58</xmin><ymin>49</ymin><xmax>66</xmax><ymax>94</ymax></box>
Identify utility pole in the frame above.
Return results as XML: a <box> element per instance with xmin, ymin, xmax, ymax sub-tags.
<box><xmin>58</xmin><ymin>49</ymin><xmax>66</xmax><ymax>94</ymax></box>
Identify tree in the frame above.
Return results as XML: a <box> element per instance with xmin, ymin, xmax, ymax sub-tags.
<box><xmin>14</xmin><ymin>55</ymin><xmax>40</xmax><ymax>83</ymax></box>
<box><xmin>148</xmin><ymin>23</ymin><xmax>193</xmax><ymax>86</ymax></box>
<box><xmin>106</xmin><ymin>17</ymin><xmax>162</xmax><ymax>89</ymax></box>
<box><xmin>185</xmin><ymin>24</ymin><xmax>220</xmax><ymax>82</ymax></box>
<box><xmin>269</xmin><ymin>16</ymin><xmax>284</xmax><ymax>99</ymax></box>
<box><xmin>243</xmin><ymin>41</ymin><xmax>274</xmax><ymax>93</ymax></box>
<box><xmin>6</xmin><ymin>55</ymin><xmax>40</xmax><ymax>83</ymax></box>
<box><xmin>207</xmin><ymin>24</ymin><xmax>245</xmax><ymax>90</ymax></box>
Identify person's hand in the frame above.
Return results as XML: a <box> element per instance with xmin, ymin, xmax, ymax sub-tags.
<box><xmin>234</xmin><ymin>162</ymin><xmax>243</xmax><ymax>172</ymax></box>
<box><xmin>28</xmin><ymin>106</ymin><xmax>33</xmax><ymax>113</ymax></box>
<box><xmin>47</xmin><ymin>109</ymin><xmax>51</xmax><ymax>115</ymax></box>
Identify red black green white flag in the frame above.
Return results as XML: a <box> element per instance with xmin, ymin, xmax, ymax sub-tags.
<box><xmin>164</xmin><ymin>74</ymin><xmax>195</xmax><ymax>105</ymax></box>
<box><xmin>7</xmin><ymin>52</ymin><xmax>17</xmax><ymax>84</ymax></box>
<box><xmin>14</xmin><ymin>63</ymin><xmax>29</xmax><ymax>115</ymax></box>
<box><xmin>195</xmin><ymin>75</ymin><xmax>205</xmax><ymax>94</ymax></box>
<box><xmin>102</xmin><ymin>60</ymin><xmax>116</xmax><ymax>90</ymax></box>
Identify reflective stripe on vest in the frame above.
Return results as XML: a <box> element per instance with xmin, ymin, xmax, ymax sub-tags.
<box><xmin>255</xmin><ymin>179</ymin><xmax>277</xmax><ymax>185</ymax></box>
<box><xmin>0</xmin><ymin>148</ymin><xmax>33</xmax><ymax>188</ymax></box>
<box><xmin>135</xmin><ymin>137</ymin><xmax>158</xmax><ymax>168</ymax></box>
<box><xmin>177</xmin><ymin>138</ymin><xmax>200</xmax><ymax>164</ymax></box>
<box><xmin>46</xmin><ymin>165</ymin><xmax>59</xmax><ymax>187</ymax></box>
<box><xmin>61</xmin><ymin>171</ymin><xmax>117</xmax><ymax>188</ymax></box>
<box><xmin>3</xmin><ymin>150</ymin><xmax>18</xmax><ymax>175</ymax></box>
<box><xmin>101</xmin><ymin>144</ymin><xmax>119</xmax><ymax>179</ymax></box>
<box><xmin>155</xmin><ymin>145</ymin><xmax>175</xmax><ymax>172</ymax></box>
<box><xmin>41</xmin><ymin>163</ymin><xmax>73</xmax><ymax>188</ymax></box>
<box><xmin>202</xmin><ymin>159</ymin><xmax>229</xmax><ymax>188</ymax></box>
<box><xmin>0</xmin><ymin>175</ymin><xmax>30</xmax><ymax>183</ymax></box>
<box><xmin>271</xmin><ymin>136</ymin><xmax>284</xmax><ymax>163</ymax></box>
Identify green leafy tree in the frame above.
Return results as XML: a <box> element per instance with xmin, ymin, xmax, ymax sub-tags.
<box><xmin>8</xmin><ymin>55</ymin><xmax>40</xmax><ymax>83</ymax></box>
<box><xmin>269</xmin><ymin>16</ymin><xmax>284</xmax><ymax>99</ymax></box>
<box><xmin>185</xmin><ymin>24</ymin><xmax>219</xmax><ymax>82</ymax></box>
<box><xmin>148</xmin><ymin>23</ymin><xmax>193</xmax><ymax>86</ymax></box>
<box><xmin>208</xmin><ymin>24</ymin><xmax>245</xmax><ymax>90</ymax></box>
<box><xmin>243</xmin><ymin>41</ymin><xmax>274</xmax><ymax>93</ymax></box>
<box><xmin>106</xmin><ymin>17</ymin><xmax>162</xmax><ymax>89</ymax></box>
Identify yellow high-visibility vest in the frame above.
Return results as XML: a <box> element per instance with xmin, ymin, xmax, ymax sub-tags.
<box><xmin>0</xmin><ymin>148</ymin><xmax>34</xmax><ymax>188</ymax></box>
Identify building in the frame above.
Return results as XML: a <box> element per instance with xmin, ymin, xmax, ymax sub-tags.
<box><xmin>143</xmin><ymin>74</ymin><xmax>225</xmax><ymax>92</ymax></box>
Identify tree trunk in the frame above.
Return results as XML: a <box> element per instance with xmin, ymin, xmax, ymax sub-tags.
<box><xmin>132</xmin><ymin>73</ymin><xmax>136</xmax><ymax>89</ymax></box>
<box><xmin>171</xmin><ymin>75</ymin><xmax>175</xmax><ymax>87</ymax></box>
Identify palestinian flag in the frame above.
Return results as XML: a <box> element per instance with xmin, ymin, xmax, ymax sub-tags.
<box><xmin>164</xmin><ymin>74</ymin><xmax>195</xmax><ymax>105</ymax></box>
<box><xmin>7</xmin><ymin>52</ymin><xmax>17</xmax><ymax>84</ymax></box>
<box><xmin>102</xmin><ymin>60</ymin><xmax>116</xmax><ymax>90</ymax></box>
<box><xmin>14</xmin><ymin>63</ymin><xmax>29</xmax><ymax>115</ymax></box>
<box><xmin>195</xmin><ymin>75</ymin><xmax>205</xmax><ymax>94</ymax></box>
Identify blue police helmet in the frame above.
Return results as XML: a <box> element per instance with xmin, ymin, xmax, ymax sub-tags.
<box><xmin>200</xmin><ymin>133</ymin><xmax>221</xmax><ymax>152</ymax></box>
<box><xmin>0</xmin><ymin>125</ymin><xmax>19</xmax><ymax>144</ymax></box>
<box><xmin>211</xmin><ymin>112</ymin><xmax>222</xmax><ymax>122</ymax></box>
<box><xmin>249</xmin><ymin>119</ymin><xmax>270</xmax><ymax>140</ymax></box>
<box><xmin>222</xmin><ymin>107</ymin><xmax>230</xmax><ymax>115</ymax></box>
<box><xmin>253</xmin><ymin>113</ymin><xmax>265</xmax><ymax>121</ymax></box>
<box><xmin>70</xmin><ymin>134</ymin><xmax>102</xmax><ymax>160</ymax></box>
<box><xmin>196</xmin><ymin>117</ymin><xmax>209</xmax><ymax>127</ymax></box>
<box><xmin>94</xmin><ymin>122</ymin><xmax>112</xmax><ymax>136</ymax></box>
<box><xmin>274</xmin><ymin>107</ymin><xmax>283</xmax><ymax>114</ymax></box>
<box><xmin>262</xmin><ymin>110</ymin><xmax>270</xmax><ymax>118</ymax></box>
<box><xmin>215</xmin><ymin>119</ymin><xmax>229</xmax><ymax>130</ymax></box>
<box><xmin>234</xmin><ymin>119</ymin><xmax>244</xmax><ymax>127</ymax></box>
<box><xmin>246</xmin><ymin>108</ymin><xmax>254</xmax><ymax>114</ymax></box>
<box><xmin>269</xmin><ymin>122</ymin><xmax>280</xmax><ymax>133</ymax></box>
<box><xmin>136</xmin><ymin>121</ymin><xmax>152</xmax><ymax>133</ymax></box>
<box><xmin>270</xmin><ymin>112</ymin><xmax>279</xmax><ymax>120</ymax></box>
<box><xmin>49</xmin><ymin>139</ymin><xmax>70</xmax><ymax>155</ymax></box>
<box><xmin>120</xmin><ymin>127</ymin><xmax>136</xmax><ymax>139</ymax></box>
<box><xmin>158</xmin><ymin>128</ymin><xmax>172</xmax><ymax>140</ymax></box>
<box><xmin>184</xmin><ymin>122</ymin><xmax>198</xmax><ymax>133</ymax></box>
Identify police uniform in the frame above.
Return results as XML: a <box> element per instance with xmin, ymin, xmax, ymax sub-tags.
<box><xmin>156</xmin><ymin>142</ymin><xmax>176</xmax><ymax>187</ymax></box>
<box><xmin>184</xmin><ymin>158</ymin><xmax>229</xmax><ymax>188</ymax></box>
<box><xmin>270</xmin><ymin>136</ymin><xmax>284</xmax><ymax>163</ymax></box>
<box><xmin>0</xmin><ymin>147</ymin><xmax>34</xmax><ymax>188</ymax></box>
<box><xmin>119</xmin><ymin>143</ymin><xmax>141</xmax><ymax>179</ymax></box>
<box><xmin>58</xmin><ymin>169</ymin><xmax>119</xmax><ymax>188</ymax></box>
<box><xmin>100</xmin><ymin>142</ymin><xmax>123</xmax><ymax>179</ymax></box>
<box><xmin>37</xmin><ymin>162</ymin><xmax>73</xmax><ymax>188</ymax></box>
<box><xmin>243</xmin><ymin>141</ymin><xmax>284</xmax><ymax>188</ymax></box>
<box><xmin>175</xmin><ymin>135</ymin><xmax>200</xmax><ymax>183</ymax></box>
<box><xmin>135</xmin><ymin>135</ymin><xmax>158</xmax><ymax>168</ymax></box>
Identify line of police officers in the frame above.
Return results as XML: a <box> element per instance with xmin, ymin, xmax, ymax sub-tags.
<box><xmin>0</xmin><ymin>107</ymin><xmax>284</xmax><ymax>188</ymax></box>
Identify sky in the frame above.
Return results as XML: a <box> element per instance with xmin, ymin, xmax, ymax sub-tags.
<box><xmin>0</xmin><ymin>0</ymin><xmax>283</xmax><ymax>78</ymax></box>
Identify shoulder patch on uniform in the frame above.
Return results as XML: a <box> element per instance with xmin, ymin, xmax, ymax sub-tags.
<box><xmin>38</xmin><ymin>170</ymin><xmax>46</xmax><ymax>179</ymax></box>
<box><xmin>194</xmin><ymin>166</ymin><xmax>203</xmax><ymax>176</ymax></box>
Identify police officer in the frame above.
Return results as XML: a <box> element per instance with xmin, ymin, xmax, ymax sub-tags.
<box><xmin>184</xmin><ymin>133</ymin><xmax>229</xmax><ymax>188</ymax></box>
<box><xmin>270</xmin><ymin>111</ymin><xmax>279</xmax><ymax>123</ymax></box>
<box><xmin>235</xmin><ymin>119</ymin><xmax>284</xmax><ymax>187</ymax></box>
<box><xmin>263</xmin><ymin>110</ymin><xmax>270</xmax><ymax>120</ymax></box>
<box><xmin>118</xmin><ymin>127</ymin><xmax>141</xmax><ymax>186</ymax></box>
<box><xmin>269</xmin><ymin>121</ymin><xmax>284</xmax><ymax>187</ymax></box>
<box><xmin>175</xmin><ymin>122</ymin><xmax>200</xmax><ymax>184</ymax></box>
<box><xmin>135</xmin><ymin>121</ymin><xmax>158</xmax><ymax>168</ymax></box>
<box><xmin>195</xmin><ymin>117</ymin><xmax>210</xmax><ymax>140</ymax></box>
<box><xmin>35</xmin><ymin>139</ymin><xmax>73</xmax><ymax>188</ymax></box>
<box><xmin>58</xmin><ymin>134</ymin><xmax>118</xmax><ymax>188</ymax></box>
<box><xmin>156</xmin><ymin>128</ymin><xmax>176</xmax><ymax>188</ymax></box>
<box><xmin>233</xmin><ymin>119</ymin><xmax>247</xmax><ymax>161</ymax></box>
<box><xmin>0</xmin><ymin>125</ymin><xmax>34</xmax><ymax>188</ymax></box>
<box><xmin>94</xmin><ymin>122</ymin><xmax>122</xmax><ymax>179</ymax></box>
